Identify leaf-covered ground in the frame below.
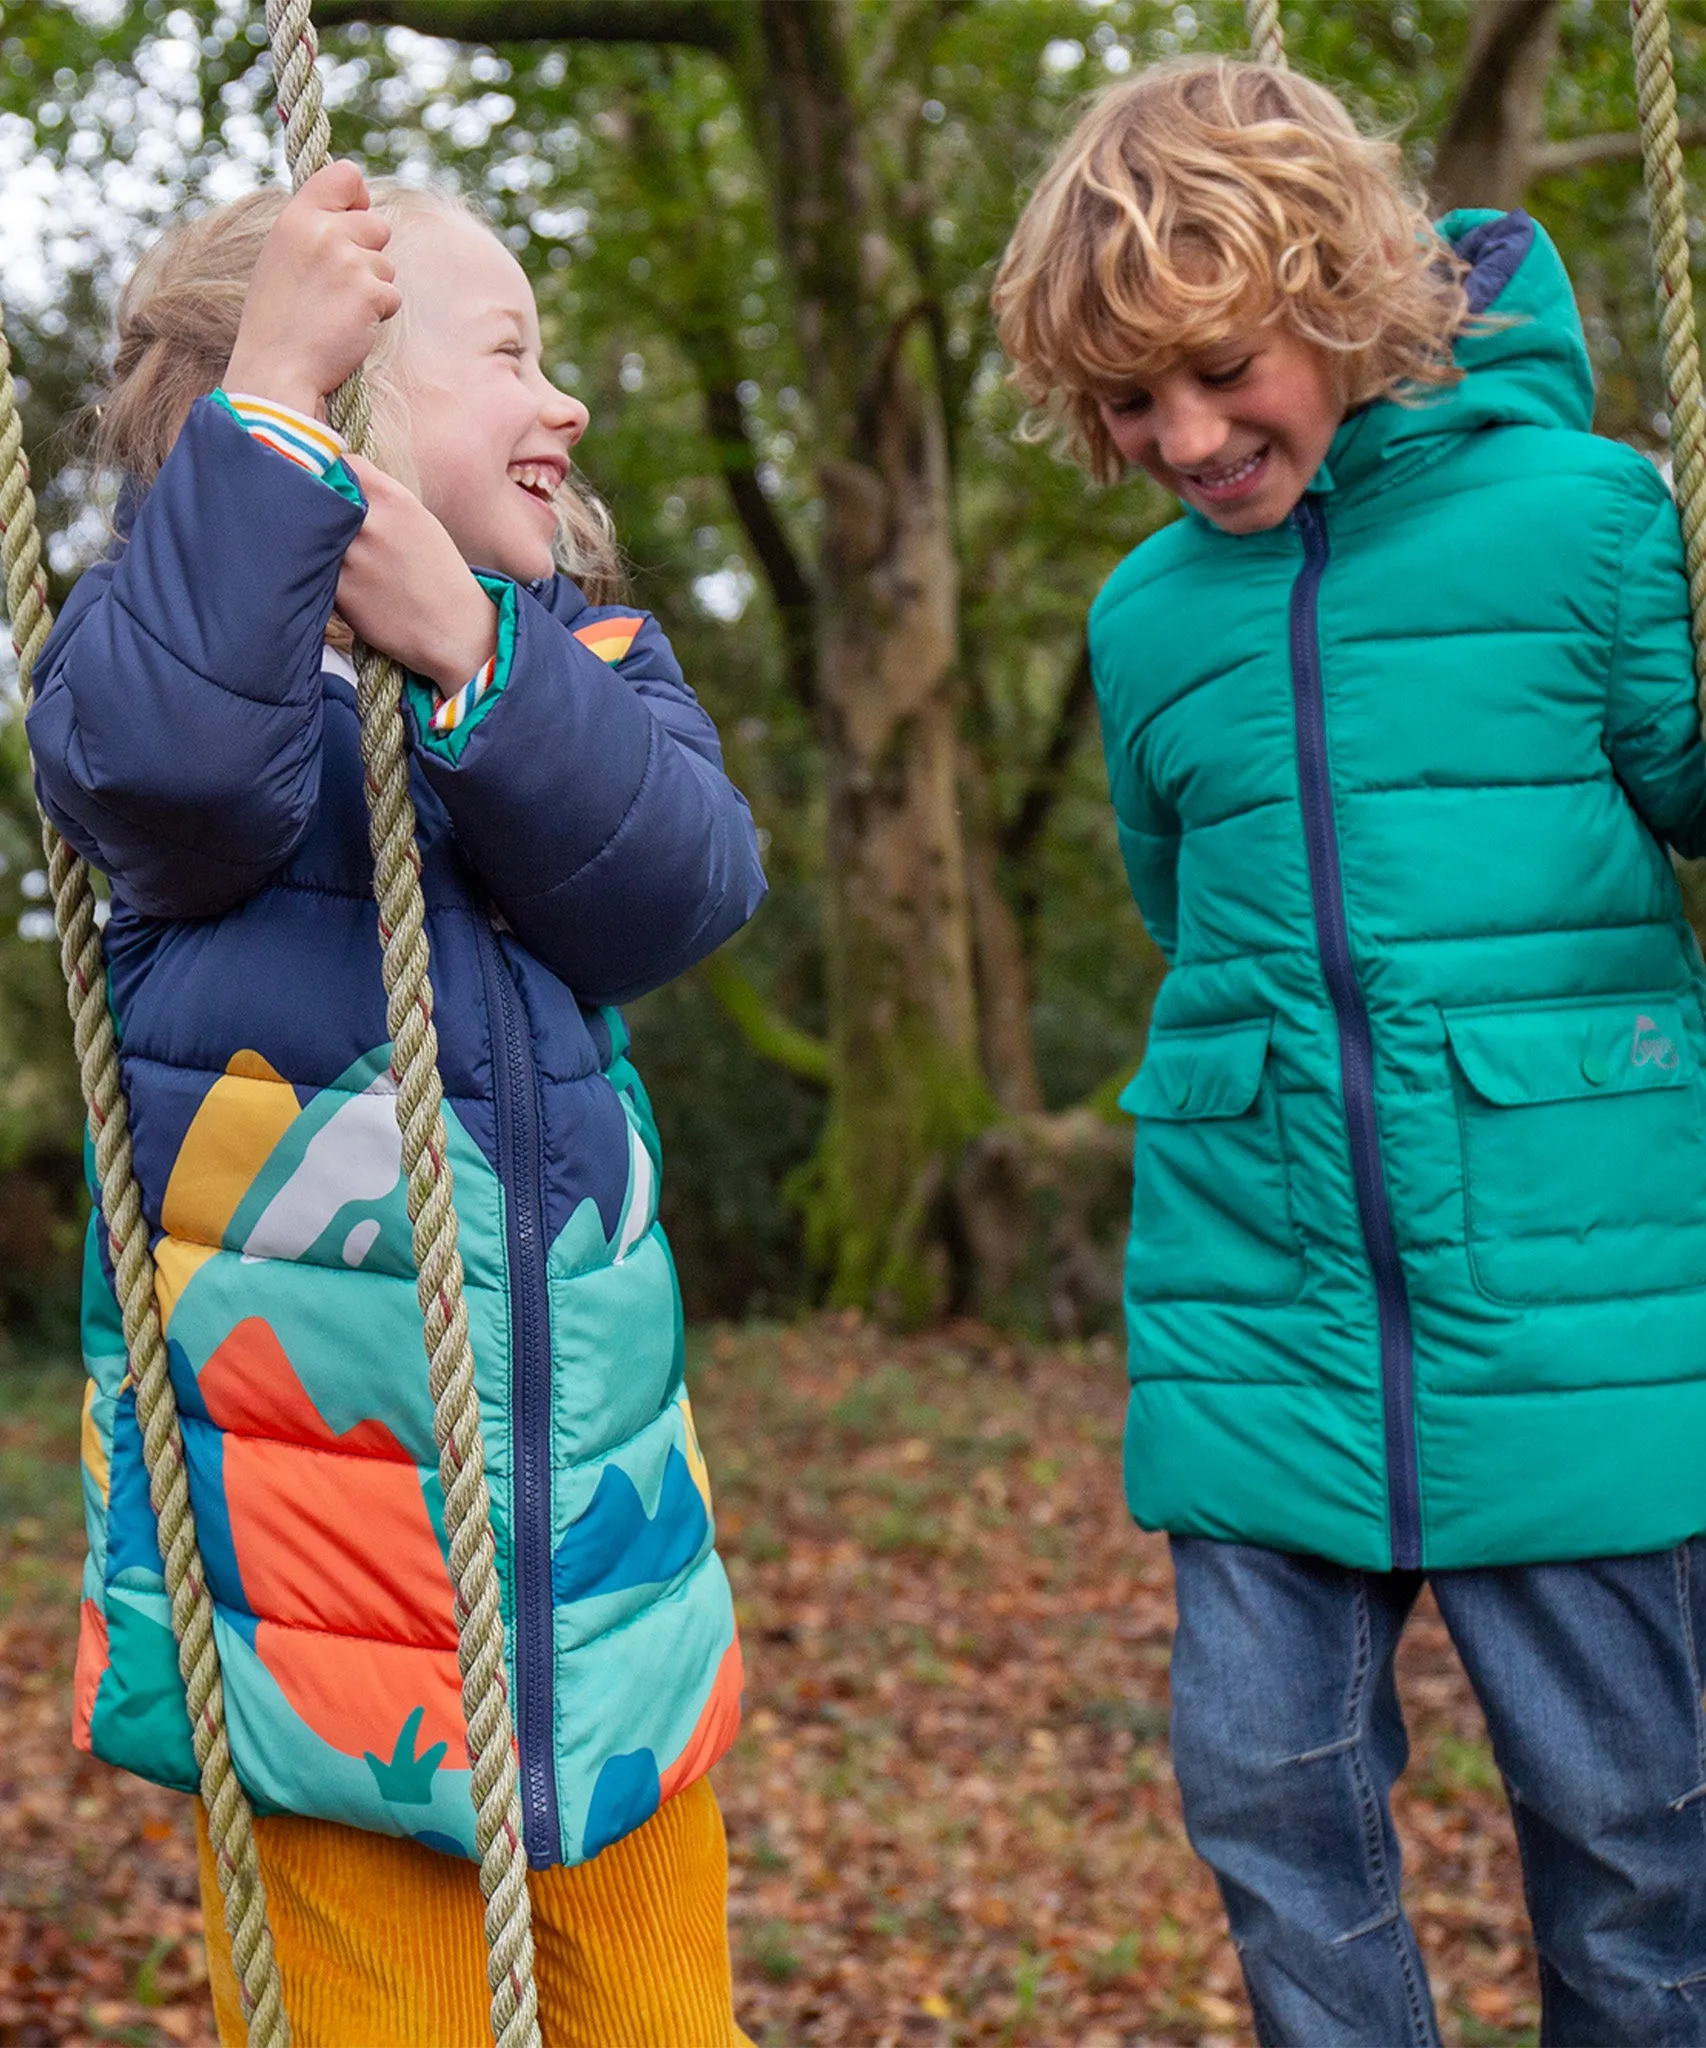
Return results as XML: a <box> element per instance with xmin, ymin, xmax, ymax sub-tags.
<box><xmin>3</xmin><ymin>1321</ymin><xmax>1540</xmax><ymax>2047</ymax></box>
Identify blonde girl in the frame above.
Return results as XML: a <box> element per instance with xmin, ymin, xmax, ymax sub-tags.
<box><xmin>35</xmin><ymin>162</ymin><xmax>764</xmax><ymax>2047</ymax></box>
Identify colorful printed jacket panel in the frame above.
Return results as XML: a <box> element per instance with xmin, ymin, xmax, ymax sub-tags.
<box><xmin>29</xmin><ymin>397</ymin><xmax>767</xmax><ymax>1867</ymax></box>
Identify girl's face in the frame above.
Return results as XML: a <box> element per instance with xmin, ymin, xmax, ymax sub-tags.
<box><xmin>388</xmin><ymin>212</ymin><xmax>588</xmax><ymax>584</ymax></box>
<box><xmin>1096</xmin><ymin>324</ymin><xmax>1343</xmax><ymax>534</ymax></box>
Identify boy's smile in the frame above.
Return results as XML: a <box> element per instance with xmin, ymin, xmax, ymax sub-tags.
<box><xmin>1096</xmin><ymin>324</ymin><xmax>1344</xmax><ymax>534</ymax></box>
<box><xmin>389</xmin><ymin>212</ymin><xmax>588</xmax><ymax>584</ymax></box>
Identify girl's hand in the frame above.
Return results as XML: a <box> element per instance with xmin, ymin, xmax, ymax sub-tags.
<box><xmin>224</xmin><ymin>161</ymin><xmax>400</xmax><ymax>416</ymax></box>
<box><xmin>336</xmin><ymin>455</ymin><xmax>500</xmax><ymax>692</ymax></box>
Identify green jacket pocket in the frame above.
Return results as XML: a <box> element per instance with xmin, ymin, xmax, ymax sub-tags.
<box><xmin>1121</xmin><ymin>1018</ymin><xmax>1304</xmax><ymax>1306</ymax></box>
<box><xmin>1445</xmin><ymin>994</ymin><xmax>1706</xmax><ymax>1303</ymax></box>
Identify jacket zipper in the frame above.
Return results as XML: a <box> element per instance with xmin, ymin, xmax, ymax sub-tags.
<box><xmin>1288</xmin><ymin>497</ymin><xmax>1423</xmax><ymax>1570</ymax></box>
<box><xmin>475</xmin><ymin>916</ymin><xmax>560</xmax><ymax>1866</ymax></box>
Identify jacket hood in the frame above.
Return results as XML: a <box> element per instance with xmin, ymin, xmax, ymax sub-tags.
<box><xmin>1312</xmin><ymin>208</ymin><xmax>1596</xmax><ymax>499</ymax></box>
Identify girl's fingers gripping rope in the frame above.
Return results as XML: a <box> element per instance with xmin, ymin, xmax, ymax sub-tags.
<box><xmin>224</xmin><ymin>159</ymin><xmax>401</xmax><ymax>419</ymax></box>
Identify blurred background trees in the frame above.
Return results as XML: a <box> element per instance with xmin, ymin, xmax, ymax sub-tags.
<box><xmin>1</xmin><ymin>0</ymin><xmax>1701</xmax><ymax>1334</ymax></box>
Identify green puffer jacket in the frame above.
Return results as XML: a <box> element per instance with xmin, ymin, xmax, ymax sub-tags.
<box><xmin>1090</xmin><ymin>209</ymin><xmax>1706</xmax><ymax>1572</ymax></box>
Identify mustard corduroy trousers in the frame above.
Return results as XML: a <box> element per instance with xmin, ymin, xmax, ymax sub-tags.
<box><xmin>196</xmin><ymin>1777</ymin><xmax>752</xmax><ymax>2046</ymax></box>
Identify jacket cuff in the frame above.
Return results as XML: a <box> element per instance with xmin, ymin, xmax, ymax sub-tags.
<box><xmin>213</xmin><ymin>388</ymin><xmax>364</xmax><ymax>508</ymax></box>
<box><xmin>406</xmin><ymin>574</ymin><xmax>517</xmax><ymax>762</ymax></box>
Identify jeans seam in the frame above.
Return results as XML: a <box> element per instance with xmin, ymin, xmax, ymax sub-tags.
<box><xmin>1654</xmin><ymin>1544</ymin><xmax>1706</xmax><ymax>2002</ymax></box>
<box><xmin>1343</xmin><ymin>1577</ymin><xmax>1434</xmax><ymax>2047</ymax></box>
<box><xmin>1679</xmin><ymin>1545</ymin><xmax>1706</xmax><ymax>1902</ymax></box>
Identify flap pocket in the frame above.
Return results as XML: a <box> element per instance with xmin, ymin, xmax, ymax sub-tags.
<box><xmin>1120</xmin><ymin>1018</ymin><xmax>1274</xmax><ymax>1122</ymax></box>
<box><xmin>1444</xmin><ymin>996</ymin><xmax>1691</xmax><ymax>1108</ymax></box>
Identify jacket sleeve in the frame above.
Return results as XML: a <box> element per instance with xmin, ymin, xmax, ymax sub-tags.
<box><xmin>1603</xmin><ymin>464</ymin><xmax>1706</xmax><ymax>859</ymax></box>
<box><xmin>1092</xmin><ymin>656</ymin><xmax>1180</xmax><ymax>962</ymax></box>
<box><xmin>26</xmin><ymin>397</ymin><xmax>361</xmax><ymax>919</ymax></box>
<box><xmin>405</xmin><ymin>582</ymin><xmax>767</xmax><ymax>1004</ymax></box>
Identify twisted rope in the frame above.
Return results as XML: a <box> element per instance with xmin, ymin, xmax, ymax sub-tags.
<box><xmin>1631</xmin><ymin>0</ymin><xmax>1706</xmax><ymax>705</ymax></box>
<box><xmin>0</xmin><ymin>343</ymin><xmax>290</xmax><ymax>2038</ymax></box>
<box><xmin>1244</xmin><ymin>0</ymin><xmax>1287</xmax><ymax>69</ymax></box>
<box><xmin>265</xmin><ymin>5</ymin><xmax>541</xmax><ymax>2043</ymax></box>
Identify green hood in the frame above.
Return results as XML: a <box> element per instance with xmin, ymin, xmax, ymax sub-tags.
<box><xmin>1312</xmin><ymin>208</ymin><xmax>1596</xmax><ymax>500</ymax></box>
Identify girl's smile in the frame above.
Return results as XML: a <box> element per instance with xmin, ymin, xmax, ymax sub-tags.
<box><xmin>389</xmin><ymin>212</ymin><xmax>588</xmax><ymax>585</ymax></box>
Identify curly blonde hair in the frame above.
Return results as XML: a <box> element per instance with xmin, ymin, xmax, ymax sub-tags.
<box><xmin>96</xmin><ymin>180</ymin><xmax>621</xmax><ymax>599</ymax></box>
<box><xmin>993</xmin><ymin>57</ymin><xmax>1470</xmax><ymax>483</ymax></box>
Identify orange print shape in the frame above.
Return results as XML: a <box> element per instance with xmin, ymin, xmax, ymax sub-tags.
<box><xmin>224</xmin><ymin>1434</ymin><xmax>457</xmax><ymax>1649</ymax></box>
<box><xmin>199</xmin><ymin>1316</ymin><xmax>415</xmax><ymax>1461</ymax></box>
<box><xmin>658</xmin><ymin>1631</ymin><xmax>743</xmax><ymax>1804</ymax></box>
<box><xmin>72</xmin><ymin>1600</ymin><xmax>110</xmax><ymax>1752</ymax></box>
<box><xmin>253</xmin><ymin>1621</ymin><xmax>468</xmax><ymax>1768</ymax></box>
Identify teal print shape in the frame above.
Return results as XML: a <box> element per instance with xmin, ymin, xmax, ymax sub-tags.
<box><xmin>363</xmin><ymin>1705</ymin><xmax>447</xmax><ymax>1805</ymax></box>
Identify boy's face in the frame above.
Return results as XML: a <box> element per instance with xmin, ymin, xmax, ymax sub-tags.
<box><xmin>390</xmin><ymin>214</ymin><xmax>589</xmax><ymax>584</ymax></box>
<box><xmin>1096</xmin><ymin>324</ymin><xmax>1343</xmax><ymax>534</ymax></box>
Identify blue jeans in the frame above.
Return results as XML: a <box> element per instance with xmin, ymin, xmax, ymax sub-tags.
<box><xmin>1168</xmin><ymin>1537</ymin><xmax>1706</xmax><ymax>2047</ymax></box>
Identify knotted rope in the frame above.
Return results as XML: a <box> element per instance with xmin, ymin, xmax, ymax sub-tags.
<box><xmin>1631</xmin><ymin>0</ymin><xmax>1706</xmax><ymax>702</ymax></box>
<box><xmin>0</xmin><ymin>0</ymin><xmax>542</xmax><ymax>2036</ymax></box>
<box><xmin>1244</xmin><ymin>0</ymin><xmax>1288</xmax><ymax>69</ymax></box>
<box><xmin>263</xmin><ymin>4</ymin><xmax>540</xmax><ymax>2043</ymax></box>
<box><xmin>0</xmin><ymin>344</ymin><xmax>289</xmax><ymax>2037</ymax></box>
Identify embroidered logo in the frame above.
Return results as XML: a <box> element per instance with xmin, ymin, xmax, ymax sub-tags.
<box><xmin>1631</xmin><ymin>1014</ymin><xmax>1680</xmax><ymax>1070</ymax></box>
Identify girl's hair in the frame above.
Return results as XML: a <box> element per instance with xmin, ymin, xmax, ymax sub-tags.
<box><xmin>992</xmin><ymin>57</ymin><xmax>1470</xmax><ymax>483</ymax></box>
<box><xmin>96</xmin><ymin>180</ymin><xmax>622</xmax><ymax>599</ymax></box>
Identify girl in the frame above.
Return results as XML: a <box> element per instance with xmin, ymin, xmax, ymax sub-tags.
<box><xmin>995</xmin><ymin>58</ymin><xmax>1706</xmax><ymax>2048</ymax></box>
<box><xmin>32</xmin><ymin>161</ymin><xmax>764</xmax><ymax>2047</ymax></box>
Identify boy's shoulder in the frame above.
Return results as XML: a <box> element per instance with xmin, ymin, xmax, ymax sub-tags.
<box><xmin>1088</xmin><ymin>512</ymin><xmax>1220</xmax><ymax>643</ymax></box>
<box><xmin>1470</xmin><ymin>418</ymin><xmax>1671</xmax><ymax>499</ymax></box>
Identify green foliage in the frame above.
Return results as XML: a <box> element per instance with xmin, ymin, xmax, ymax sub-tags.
<box><xmin>1</xmin><ymin>0</ymin><xmax>1702</xmax><ymax>1321</ymax></box>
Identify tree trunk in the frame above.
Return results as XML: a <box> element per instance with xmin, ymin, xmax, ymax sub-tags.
<box><xmin>318</xmin><ymin>0</ymin><xmax>997</xmax><ymax>1319</ymax></box>
<box><xmin>1430</xmin><ymin>0</ymin><xmax>1560</xmax><ymax>212</ymax></box>
<box><xmin>812</xmin><ymin>345</ymin><xmax>986</xmax><ymax>1318</ymax></box>
<box><xmin>964</xmin><ymin>821</ymin><xmax>1045</xmax><ymax>1115</ymax></box>
<box><xmin>746</xmin><ymin>2</ymin><xmax>987</xmax><ymax>1319</ymax></box>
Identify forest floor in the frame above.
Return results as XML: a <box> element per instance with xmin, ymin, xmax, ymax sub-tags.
<box><xmin>2</xmin><ymin>1317</ymin><xmax>1539</xmax><ymax>2048</ymax></box>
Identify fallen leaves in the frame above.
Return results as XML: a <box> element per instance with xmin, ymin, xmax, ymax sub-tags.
<box><xmin>2</xmin><ymin>1320</ymin><xmax>1542</xmax><ymax>2046</ymax></box>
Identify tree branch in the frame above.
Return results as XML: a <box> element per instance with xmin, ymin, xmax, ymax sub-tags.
<box><xmin>700</xmin><ymin>955</ymin><xmax>830</xmax><ymax>1086</ymax></box>
<box><xmin>1531</xmin><ymin>120</ymin><xmax>1706</xmax><ymax>176</ymax></box>
<box><xmin>1429</xmin><ymin>0</ymin><xmax>1558</xmax><ymax>212</ymax></box>
<box><xmin>619</xmin><ymin>68</ymin><xmax>819</xmax><ymax>714</ymax></box>
<box><xmin>312</xmin><ymin>0</ymin><xmax>743</xmax><ymax>55</ymax></box>
<box><xmin>999</xmin><ymin>641</ymin><xmax>1095</xmax><ymax>877</ymax></box>
<box><xmin>698</xmin><ymin>377</ymin><xmax>818</xmax><ymax>717</ymax></box>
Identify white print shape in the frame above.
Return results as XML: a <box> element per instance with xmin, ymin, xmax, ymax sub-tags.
<box><xmin>612</xmin><ymin>1118</ymin><xmax>654</xmax><ymax>1265</ymax></box>
<box><xmin>1631</xmin><ymin>1015</ymin><xmax>1680</xmax><ymax>1070</ymax></box>
<box><xmin>242</xmin><ymin>1077</ymin><xmax>402</xmax><ymax>1263</ymax></box>
<box><xmin>341</xmin><ymin>1218</ymin><xmax>383</xmax><ymax>1268</ymax></box>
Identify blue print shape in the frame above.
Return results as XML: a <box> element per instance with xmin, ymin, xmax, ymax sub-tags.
<box><xmin>105</xmin><ymin>1391</ymin><xmax>169</xmax><ymax>1581</ymax></box>
<box><xmin>364</xmin><ymin>1705</ymin><xmax>448</xmax><ymax>1805</ymax></box>
<box><xmin>583</xmin><ymin>1749</ymin><xmax>660</xmax><ymax>1860</ymax></box>
<box><xmin>551</xmin><ymin>1446</ymin><xmax>707</xmax><ymax>1605</ymax></box>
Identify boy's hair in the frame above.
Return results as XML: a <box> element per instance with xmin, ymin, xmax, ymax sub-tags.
<box><xmin>993</xmin><ymin>57</ymin><xmax>1470</xmax><ymax>483</ymax></box>
<box><xmin>96</xmin><ymin>181</ymin><xmax>621</xmax><ymax>599</ymax></box>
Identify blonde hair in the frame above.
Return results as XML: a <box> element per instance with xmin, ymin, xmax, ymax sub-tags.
<box><xmin>993</xmin><ymin>57</ymin><xmax>1470</xmax><ymax>483</ymax></box>
<box><xmin>96</xmin><ymin>180</ymin><xmax>621</xmax><ymax>599</ymax></box>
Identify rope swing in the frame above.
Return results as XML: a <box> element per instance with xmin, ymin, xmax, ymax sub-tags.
<box><xmin>262</xmin><ymin>1</ymin><xmax>542</xmax><ymax>2041</ymax></box>
<box><xmin>0</xmin><ymin>3</ymin><xmax>1700</xmax><ymax>2043</ymax></box>
<box><xmin>1631</xmin><ymin>0</ymin><xmax>1706</xmax><ymax>699</ymax></box>
<box><xmin>0</xmin><ymin>0</ymin><xmax>543</xmax><ymax>2036</ymax></box>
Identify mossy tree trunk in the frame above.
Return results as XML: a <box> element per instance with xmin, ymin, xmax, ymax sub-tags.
<box><xmin>322</xmin><ymin>0</ymin><xmax>993</xmax><ymax>1318</ymax></box>
<box><xmin>746</xmin><ymin>0</ymin><xmax>988</xmax><ymax>1317</ymax></box>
